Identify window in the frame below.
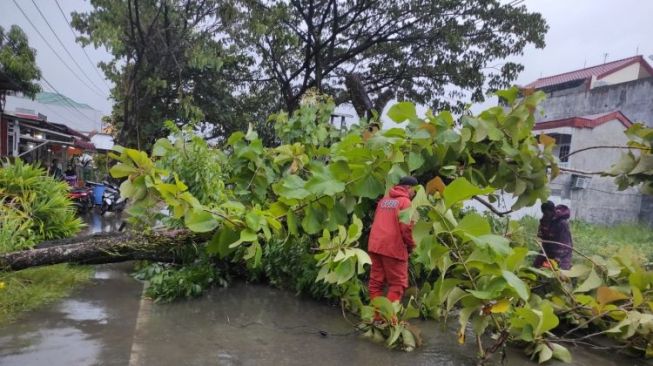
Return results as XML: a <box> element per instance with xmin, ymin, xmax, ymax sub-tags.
<box><xmin>547</xmin><ymin>133</ymin><xmax>572</xmax><ymax>163</ymax></box>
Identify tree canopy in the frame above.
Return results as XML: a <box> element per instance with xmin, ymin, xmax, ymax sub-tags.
<box><xmin>0</xmin><ymin>25</ymin><xmax>42</xmax><ymax>99</ymax></box>
<box><xmin>72</xmin><ymin>0</ymin><xmax>548</xmax><ymax>148</ymax></box>
<box><xmin>72</xmin><ymin>0</ymin><xmax>255</xmax><ymax>149</ymax></box>
<box><xmin>220</xmin><ymin>0</ymin><xmax>548</xmax><ymax>116</ymax></box>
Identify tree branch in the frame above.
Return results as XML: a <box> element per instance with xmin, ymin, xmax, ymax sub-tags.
<box><xmin>472</xmin><ymin>195</ymin><xmax>512</xmax><ymax>216</ymax></box>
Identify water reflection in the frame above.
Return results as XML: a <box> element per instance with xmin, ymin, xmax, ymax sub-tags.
<box><xmin>80</xmin><ymin>212</ymin><xmax>124</xmax><ymax>235</ymax></box>
<box><xmin>0</xmin><ymin>327</ymin><xmax>101</xmax><ymax>366</ymax></box>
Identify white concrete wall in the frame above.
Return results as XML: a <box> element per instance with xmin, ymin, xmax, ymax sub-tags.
<box><xmin>597</xmin><ymin>63</ymin><xmax>642</xmax><ymax>86</ymax></box>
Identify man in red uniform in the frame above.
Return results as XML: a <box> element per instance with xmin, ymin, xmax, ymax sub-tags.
<box><xmin>367</xmin><ymin>176</ymin><xmax>418</xmax><ymax>303</ymax></box>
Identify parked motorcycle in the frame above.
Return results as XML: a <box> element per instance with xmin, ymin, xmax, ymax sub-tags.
<box><xmin>68</xmin><ymin>186</ymin><xmax>93</xmax><ymax>214</ymax></box>
<box><xmin>86</xmin><ymin>181</ymin><xmax>128</xmax><ymax>215</ymax></box>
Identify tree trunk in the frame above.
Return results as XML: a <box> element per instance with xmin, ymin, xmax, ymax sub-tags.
<box><xmin>0</xmin><ymin>230</ymin><xmax>201</xmax><ymax>271</ymax></box>
<box><xmin>345</xmin><ymin>73</ymin><xmax>373</xmax><ymax>119</ymax></box>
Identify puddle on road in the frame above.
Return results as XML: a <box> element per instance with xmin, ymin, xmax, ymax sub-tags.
<box><xmin>135</xmin><ymin>283</ymin><xmax>651</xmax><ymax>366</ymax></box>
<box><xmin>59</xmin><ymin>300</ymin><xmax>109</xmax><ymax>324</ymax></box>
<box><xmin>0</xmin><ymin>327</ymin><xmax>101</xmax><ymax>366</ymax></box>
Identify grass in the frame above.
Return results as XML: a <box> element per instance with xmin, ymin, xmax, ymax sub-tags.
<box><xmin>0</xmin><ymin>264</ymin><xmax>92</xmax><ymax>325</ymax></box>
<box><xmin>518</xmin><ymin>216</ymin><xmax>653</xmax><ymax>263</ymax></box>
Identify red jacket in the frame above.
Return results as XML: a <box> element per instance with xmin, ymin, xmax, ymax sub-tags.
<box><xmin>368</xmin><ymin>186</ymin><xmax>415</xmax><ymax>261</ymax></box>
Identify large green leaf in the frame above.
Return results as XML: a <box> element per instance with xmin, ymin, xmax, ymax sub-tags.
<box><xmin>185</xmin><ymin>209</ymin><xmax>218</xmax><ymax>233</ymax></box>
<box><xmin>502</xmin><ymin>270</ymin><xmax>529</xmax><ymax>301</ymax></box>
<box><xmin>574</xmin><ymin>269</ymin><xmax>603</xmax><ymax>293</ymax></box>
<box><xmin>457</xmin><ymin>213</ymin><xmax>491</xmax><ymax>239</ymax></box>
<box><xmin>110</xmin><ymin>163</ymin><xmax>138</xmax><ymax>178</ymax></box>
<box><xmin>443</xmin><ymin>178</ymin><xmax>494</xmax><ymax>208</ymax></box>
<box><xmin>305</xmin><ymin>167</ymin><xmax>346</xmax><ymax>196</ymax></box>
<box><xmin>351</xmin><ymin>174</ymin><xmax>385</xmax><ymax>199</ymax></box>
<box><xmin>408</xmin><ymin>152</ymin><xmax>425</xmax><ymax>171</ymax></box>
<box><xmin>387</xmin><ymin>101</ymin><xmax>417</xmax><ymax>123</ymax></box>
<box><xmin>274</xmin><ymin>175</ymin><xmax>311</xmax><ymax>200</ymax></box>
<box><xmin>206</xmin><ymin>226</ymin><xmax>239</xmax><ymax>258</ymax></box>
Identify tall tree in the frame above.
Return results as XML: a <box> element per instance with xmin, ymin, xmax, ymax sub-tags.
<box><xmin>220</xmin><ymin>0</ymin><xmax>548</xmax><ymax>117</ymax></box>
<box><xmin>72</xmin><ymin>0</ymin><xmax>252</xmax><ymax>150</ymax></box>
<box><xmin>0</xmin><ymin>25</ymin><xmax>42</xmax><ymax>109</ymax></box>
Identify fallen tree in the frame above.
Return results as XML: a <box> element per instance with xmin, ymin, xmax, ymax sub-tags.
<box><xmin>0</xmin><ymin>230</ymin><xmax>200</xmax><ymax>271</ymax></box>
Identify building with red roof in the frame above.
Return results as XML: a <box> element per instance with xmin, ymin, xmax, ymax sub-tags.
<box><xmin>519</xmin><ymin>56</ymin><xmax>653</xmax><ymax>225</ymax></box>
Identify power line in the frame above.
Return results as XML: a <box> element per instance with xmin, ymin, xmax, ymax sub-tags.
<box><xmin>52</xmin><ymin>0</ymin><xmax>111</xmax><ymax>90</ymax></box>
<box><xmin>0</xmin><ymin>31</ymin><xmax>99</xmax><ymax>125</ymax></box>
<box><xmin>39</xmin><ymin>75</ymin><xmax>99</xmax><ymax>124</ymax></box>
<box><xmin>28</xmin><ymin>0</ymin><xmax>107</xmax><ymax>95</ymax></box>
<box><xmin>11</xmin><ymin>0</ymin><xmax>106</xmax><ymax>99</ymax></box>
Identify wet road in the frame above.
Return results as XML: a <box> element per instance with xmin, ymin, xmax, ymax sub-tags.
<box><xmin>78</xmin><ymin>212</ymin><xmax>125</xmax><ymax>236</ymax></box>
<box><xmin>1</xmin><ymin>214</ymin><xmax>652</xmax><ymax>365</ymax></box>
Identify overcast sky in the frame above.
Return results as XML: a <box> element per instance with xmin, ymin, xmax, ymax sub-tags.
<box><xmin>1</xmin><ymin>0</ymin><xmax>652</xmax><ymax>117</ymax></box>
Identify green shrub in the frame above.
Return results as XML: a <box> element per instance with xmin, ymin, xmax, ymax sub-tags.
<box><xmin>0</xmin><ymin>159</ymin><xmax>83</xmax><ymax>251</ymax></box>
<box><xmin>133</xmin><ymin>259</ymin><xmax>228</xmax><ymax>303</ymax></box>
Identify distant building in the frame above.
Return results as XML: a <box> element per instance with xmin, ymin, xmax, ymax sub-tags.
<box><xmin>0</xmin><ymin>92</ymin><xmax>105</xmax><ymax>169</ymax></box>
<box><xmin>472</xmin><ymin>56</ymin><xmax>653</xmax><ymax>225</ymax></box>
<box><xmin>4</xmin><ymin>91</ymin><xmax>104</xmax><ymax>133</ymax></box>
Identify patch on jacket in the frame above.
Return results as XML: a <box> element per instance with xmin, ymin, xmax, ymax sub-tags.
<box><xmin>380</xmin><ymin>199</ymin><xmax>399</xmax><ymax>209</ymax></box>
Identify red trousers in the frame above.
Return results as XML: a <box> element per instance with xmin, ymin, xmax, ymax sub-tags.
<box><xmin>368</xmin><ymin>252</ymin><xmax>408</xmax><ymax>302</ymax></box>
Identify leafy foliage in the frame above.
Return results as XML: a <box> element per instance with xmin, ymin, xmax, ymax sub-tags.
<box><xmin>0</xmin><ymin>160</ymin><xmax>83</xmax><ymax>252</ymax></box>
<box><xmin>604</xmin><ymin>124</ymin><xmax>653</xmax><ymax>194</ymax></box>
<box><xmin>0</xmin><ymin>25</ymin><xmax>41</xmax><ymax>98</ymax></box>
<box><xmin>110</xmin><ymin>89</ymin><xmax>653</xmax><ymax>363</ymax></box>
<box><xmin>134</xmin><ymin>260</ymin><xmax>228</xmax><ymax>303</ymax></box>
<box><xmin>72</xmin><ymin>0</ymin><xmax>253</xmax><ymax>149</ymax></box>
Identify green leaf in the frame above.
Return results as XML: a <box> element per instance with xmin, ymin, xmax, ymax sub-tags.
<box><xmin>387</xmin><ymin>101</ymin><xmax>417</xmax><ymax>123</ymax></box>
<box><xmin>230</xmin><ymin>229</ymin><xmax>258</xmax><ymax>248</ymax></box>
<box><xmin>457</xmin><ymin>213</ymin><xmax>491</xmax><ymax>239</ymax></box>
<box><xmin>151</xmin><ymin>138</ymin><xmax>172</xmax><ymax>157</ymax></box>
<box><xmin>371</xmin><ymin>296</ymin><xmax>395</xmax><ymax>319</ymax></box>
<box><xmin>351</xmin><ymin>174</ymin><xmax>385</xmax><ymax>199</ymax></box>
<box><xmin>305</xmin><ymin>171</ymin><xmax>345</xmax><ymax>196</ymax></box>
<box><xmin>274</xmin><ymin>175</ymin><xmax>311</xmax><ymax>200</ymax></box>
<box><xmin>472</xmin><ymin>235</ymin><xmax>512</xmax><ymax>256</ymax></box>
<box><xmin>574</xmin><ymin>269</ymin><xmax>603</xmax><ymax>293</ymax></box>
<box><xmin>536</xmin><ymin>301</ymin><xmax>560</xmax><ymax>334</ymax></box>
<box><xmin>347</xmin><ymin>215</ymin><xmax>363</xmax><ymax>243</ymax></box>
<box><xmin>245</xmin><ymin>212</ymin><xmax>264</xmax><ymax>231</ymax></box>
<box><xmin>286</xmin><ymin>210</ymin><xmax>299</xmax><ymax>236</ymax></box>
<box><xmin>443</xmin><ymin>178</ymin><xmax>494</xmax><ymax>208</ymax></box>
<box><xmin>630</xmin><ymin>154</ymin><xmax>653</xmax><ymax>175</ymax></box>
<box><xmin>354</xmin><ymin>248</ymin><xmax>371</xmax><ymax>273</ymax></box>
<box><xmin>538</xmin><ymin>344</ymin><xmax>553</xmax><ymax>364</ymax></box>
<box><xmin>206</xmin><ymin>226</ymin><xmax>239</xmax><ymax>258</ymax></box>
<box><xmin>185</xmin><ymin>209</ymin><xmax>218</xmax><ymax>233</ymax></box>
<box><xmin>408</xmin><ymin>152</ymin><xmax>425</xmax><ymax>171</ymax></box>
<box><xmin>496</xmin><ymin>87</ymin><xmax>519</xmax><ymax>104</ymax></box>
<box><xmin>550</xmin><ymin>343</ymin><xmax>572</xmax><ymax>363</ymax></box>
<box><xmin>502</xmin><ymin>270</ymin><xmax>529</xmax><ymax>301</ymax></box>
<box><xmin>301</xmin><ymin>204</ymin><xmax>325</xmax><ymax>234</ymax></box>
<box><xmin>110</xmin><ymin>163</ymin><xmax>138</xmax><ymax>178</ymax></box>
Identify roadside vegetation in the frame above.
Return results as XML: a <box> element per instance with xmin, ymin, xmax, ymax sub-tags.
<box><xmin>0</xmin><ymin>160</ymin><xmax>91</xmax><ymax>325</ymax></box>
<box><xmin>519</xmin><ymin>217</ymin><xmax>653</xmax><ymax>263</ymax></box>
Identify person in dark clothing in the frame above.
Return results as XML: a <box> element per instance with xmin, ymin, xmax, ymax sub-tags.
<box><xmin>367</xmin><ymin>176</ymin><xmax>418</xmax><ymax>304</ymax></box>
<box><xmin>533</xmin><ymin>201</ymin><xmax>574</xmax><ymax>270</ymax></box>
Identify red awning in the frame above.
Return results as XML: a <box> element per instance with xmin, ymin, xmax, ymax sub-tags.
<box><xmin>74</xmin><ymin>138</ymin><xmax>95</xmax><ymax>151</ymax></box>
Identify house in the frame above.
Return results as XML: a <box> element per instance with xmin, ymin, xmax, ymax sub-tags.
<box><xmin>0</xmin><ymin>91</ymin><xmax>103</xmax><ymax>169</ymax></box>
<box><xmin>526</xmin><ymin>56</ymin><xmax>653</xmax><ymax>225</ymax></box>
<box><xmin>534</xmin><ymin>111</ymin><xmax>641</xmax><ymax>224</ymax></box>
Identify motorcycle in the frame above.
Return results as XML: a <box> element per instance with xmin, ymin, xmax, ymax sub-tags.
<box><xmin>87</xmin><ymin>181</ymin><xmax>128</xmax><ymax>215</ymax></box>
<box><xmin>68</xmin><ymin>186</ymin><xmax>93</xmax><ymax>214</ymax></box>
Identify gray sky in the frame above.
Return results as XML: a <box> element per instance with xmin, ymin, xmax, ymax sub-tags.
<box><xmin>1</xmin><ymin>0</ymin><xmax>653</xmax><ymax>117</ymax></box>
